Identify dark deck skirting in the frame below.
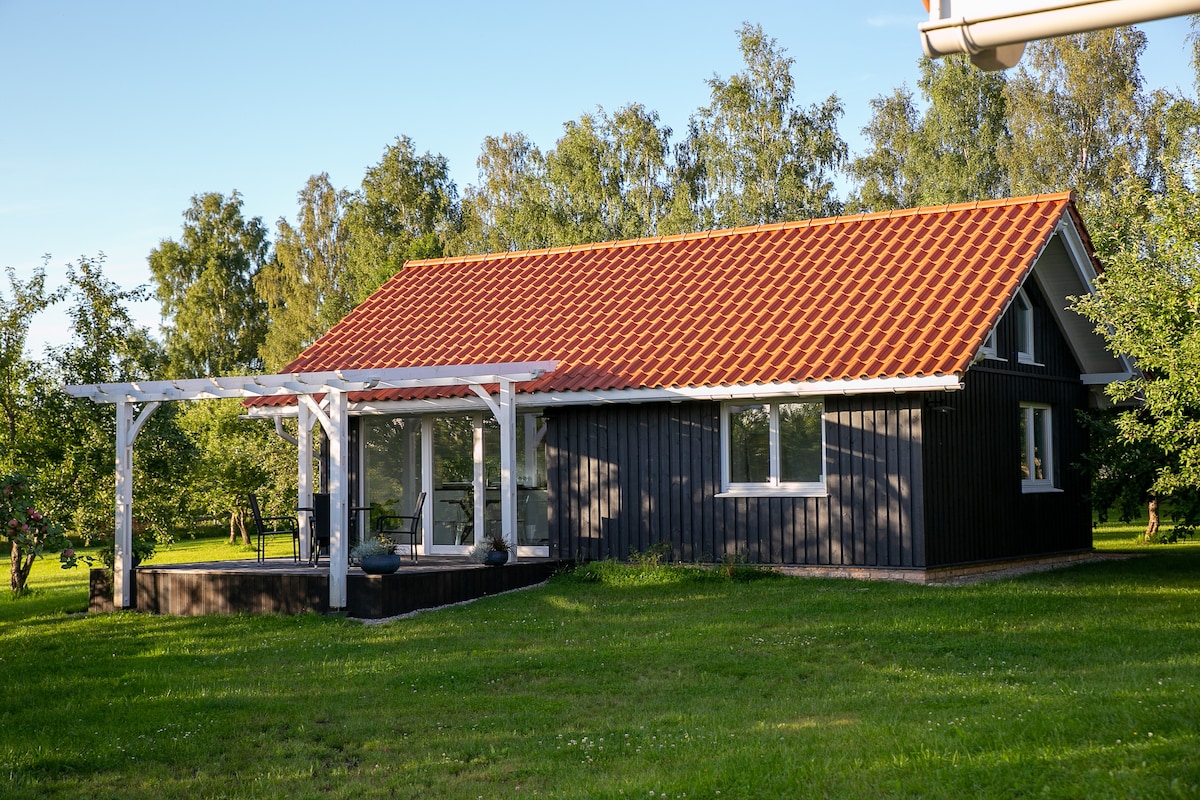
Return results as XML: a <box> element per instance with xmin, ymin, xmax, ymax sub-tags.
<box><xmin>88</xmin><ymin>558</ymin><xmax>568</xmax><ymax>619</ymax></box>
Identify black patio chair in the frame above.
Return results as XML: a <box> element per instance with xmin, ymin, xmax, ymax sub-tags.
<box><xmin>249</xmin><ymin>492</ymin><xmax>299</xmax><ymax>564</ymax></box>
<box><xmin>297</xmin><ymin>492</ymin><xmax>330</xmax><ymax>567</ymax></box>
<box><xmin>375</xmin><ymin>491</ymin><xmax>426</xmax><ymax>563</ymax></box>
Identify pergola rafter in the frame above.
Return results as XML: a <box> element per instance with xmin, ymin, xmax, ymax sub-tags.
<box><xmin>63</xmin><ymin>362</ymin><xmax>556</xmax><ymax>611</ymax></box>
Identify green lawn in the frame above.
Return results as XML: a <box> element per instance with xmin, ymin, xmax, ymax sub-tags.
<box><xmin>1</xmin><ymin>526</ymin><xmax>1197</xmax><ymax>799</ymax></box>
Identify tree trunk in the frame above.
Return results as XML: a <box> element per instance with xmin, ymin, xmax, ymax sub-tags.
<box><xmin>228</xmin><ymin>512</ymin><xmax>251</xmax><ymax>546</ymax></box>
<box><xmin>1145</xmin><ymin>495</ymin><xmax>1160</xmax><ymax>542</ymax></box>
<box><xmin>10</xmin><ymin>538</ymin><xmax>20</xmax><ymax>593</ymax></box>
<box><xmin>9</xmin><ymin>538</ymin><xmax>32</xmax><ymax>594</ymax></box>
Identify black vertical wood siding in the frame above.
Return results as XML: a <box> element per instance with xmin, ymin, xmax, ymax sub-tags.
<box><xmin>545</xmin><ymin>275</ymin><xmax>1092</xmax><ymax>569</ymax></box>
<box><xmin>921</xmin><ymin>279</ymin><xmax>1092</xmax><ymax>565</ymax></box>
<box><xmin>546</xmin><ymin>395</ymin><xmax>926</xmax><ymax>567</ymax></box>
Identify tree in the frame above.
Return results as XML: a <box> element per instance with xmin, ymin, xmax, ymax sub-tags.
<box><xmin>1074</xmin><ymin>156</ymin><xmax>1200</xmax><ymax>540</ymax></box>
<box><xmin>257</xmin><ymin>173</ymin><xmax>351</xmax><ymax>371</ymax></box>
<box><xmin>605</xmin><ymin>104</ymin><xmax>674</xmax><ymax>238</ymax></box>
<box><xmin>849</xmin><ymin>55</ymin><xmax>1009</xmax><ymax>212</ymax></box>
<box><xmin>1</xmin><ymin>472</ymin><xmax>68</xmax><ymax>594</ymax></box>
<box><xmin>1002</xmin><ymin>29</ymin><xmax>1149</xmax><ymax>218</ymax></box>
<box><xmin>0</xmin><ymin>261</ymin><xmax>65</xmax><ymax>463</ymax></box>
<box><xmin>176</xmin><ymin>399</ymin><xmax>294</xmax><ymax>546</ymax></box>
<box><xmin>848</xmin><ymin>86</ymin><xmax>924</xmax><ymax>212</ymax></box>
<box><xmin>343</xmin><ymin>137</ymin><xmax>460</xmax><ymax>302</ymax></box>
<box><xmin>456</xmin><ymin>132</ymin><xmax>553</xmax><ymax>254</ymax></box>
<box><xmin>35</xmin><ymin>256</ymin><xmax>187</xmax><ymax>544</ymax></box>
<box><xmin>148</xmin><ymin>191</ymin><xmax>269</xmax><ymax>378</ymax></box>
<box><xmin>678</xmin><ymin>22</ymin><xmax>846</xmax><ymax>229</ymax></box>
<box><xmin>545</xmin><ymin>104</ymin><xmax>674</xmax><ymax>244</ymax></box>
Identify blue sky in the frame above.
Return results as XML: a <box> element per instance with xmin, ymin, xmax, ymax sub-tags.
<box><xmin>1</xmin><ymin>1</ymin><xmax>1195</xmax><ymax>356</ymax></box>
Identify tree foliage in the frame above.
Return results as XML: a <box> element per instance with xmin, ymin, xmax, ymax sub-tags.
<box><xmin>677</xmin><ymin>22</ymin><xmax>846</xmax><ymax>229</ymax></box>
<box><xmin>850</xmin><ymin>56</ymin><xmax>1009</xmax><ymax>211</ymax></box>
<box><xmin>36</xmin><ymin>257</ymin><xmax>188</xmax><ymax>544</ymax></box>
<box><xmin>343</xmin><ymin>137</ymin><xmax>460</xmax><ymax>302</ymax></box>
<box><xmin>1002</xmin><ymin>29</ymin><xmax>1149</xmax><ymax>218</ymax></box>
<box><xmin>545</xmin><ymin>104</ymin><xmax>673</xmax><ymax>244</ymax></box>
<box><xmin>176</xmin><ymin>399</ymin><xmax>295</xmax><ymax>545</ymax></box>
<box><xmin>1</xmin><ymin>473</ymin><xmax>67</xmax><ymax>593</ymax></box>
<box><xmin>257</xmin><ymin>173</ymin><xmax>351</xmax><ymax>371</ymax></box>
<box><xmin>0</xmin><ymin>262</ymin><xmax>65</xmax><ymax>461</ymax></box>
<box><xmin>457</xmin><ymin>132</ymin><xmax>553</xmax><ymax>254</ymax></box>
<box><xmin>1074</xmin><ymin>86</ymin><xmax>1200</xmax><ymax>535</ymax></box>
<box><xmin>148</xmin><ymin>192</ymin><xmax>269</xmax><ymax>378</ymax></box>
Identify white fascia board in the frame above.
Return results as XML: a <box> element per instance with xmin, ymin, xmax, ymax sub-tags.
<box><xmin>534</xmin><ymin>376</ymin><xmax>963</xmax><ymax>405</ymax></box>
<box><xmin>1053</xmin><ymin>215</ymin><xmax>1098</xmax><ymax>288</ymax></box>
<box><xmin>1043</xmin><ymin>217</ymin><xmax>1138</xmax><ymax>378</ymax></box>
<box><xmin>245</xmin><ymin>375</ymin><xmax>964</xmax><ymax>417</ymax></box>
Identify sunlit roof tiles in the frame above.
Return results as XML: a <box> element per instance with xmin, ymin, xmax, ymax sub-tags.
<box><xmin>262</xmin><ymin>193</ymin><xmax>1083</xmax><ymax>405</ymax></box>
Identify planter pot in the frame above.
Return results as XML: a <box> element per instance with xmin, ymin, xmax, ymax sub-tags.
<box><xmin>484</xmin><ymin>549</ymin><xmax>509</xmax><ymax>567</ymax></box>
<box><xmin>359</xmin><ymin>554</ymin><xmax>402</xmax><ymax>575</ymax></box>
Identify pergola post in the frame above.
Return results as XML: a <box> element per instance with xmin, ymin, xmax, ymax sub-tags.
<box><xmin>327</xmin><ymin>389</ymin><xmax>349</xmax><ymax>609</ymax></box>
<box><xmin>297</xmin><ymin>403</ymin><xmax>314</xmax><ymax>562</ymax></box>
<box><xmin>114</xmin><ymin>401</ymin><xmax>134</xmax><ymax>608</ymax></box>
<box><xmin>498</xmin><ymin>379</ymin><xmax>518</xmax><ymax>562</ymax></box>
<box><xmin>473</xmin><ymin>380</ymin><xmax>519</xmax><ymax>562</ymax></box>
<box><xmin>113</xmin><ymin>399</ymin><xmax>160</xmax><ymax>609</ymax></box>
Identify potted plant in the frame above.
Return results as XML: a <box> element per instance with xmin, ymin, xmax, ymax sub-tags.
<box><xmin>97</xmin><ymin>533</ymin><xmax>157</xmax><ymax>573</ymax></box>
<box><xmin>468</xmin><ymin>534</ymin><xmax>506</xmax><ymax>566</ymax></box>
<box><xmin>351</xmin><ymin>537</ymin><xmax>402</xmax><ymax>575</ymax></box>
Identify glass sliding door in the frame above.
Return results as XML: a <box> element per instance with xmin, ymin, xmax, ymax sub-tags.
<box><xmin>361</xmin><ymin>409</ymin><xmax>548</xmax><ymax>558</ymax></box>
<box><xmin>431</xmin><ymin>414</ymin><xmax>477</xmax><ymax>553</ymax></box>
<box><xmin>483</xmin><ymin>412</ymin><xmax>548</xmax><ymax>552</ymax></box>
<box><xmin>361</xmin><ymin>415</ymin><xmax>422</xmax><ymax>551</ymax></box>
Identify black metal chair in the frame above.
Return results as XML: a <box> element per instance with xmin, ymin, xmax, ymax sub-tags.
<box><xmin>297</xmin><ymin>493</ymin><xmax>330</xmax><ymax>567</ymax></box>
<box><xmin>249</xmin><ymin>492</ymin><xmax>299</xmax><ymax>564</ymax></box>
<box><xmin>375</xmin><ymin>491</ymin><xmax>426</xmax><ymax>563</ymax></box>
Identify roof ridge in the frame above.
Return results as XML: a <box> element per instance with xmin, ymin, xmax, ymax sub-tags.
<box><xmin>404</xmin><ymin>192</ymin><xmax>1078</xmax><ymax>271</ymax></box>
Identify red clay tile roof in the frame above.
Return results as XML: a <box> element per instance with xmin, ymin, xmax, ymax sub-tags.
<box><xmin>257</xmin><ymin>192</ymin><xmax>1085</xmax><ymax>406</ymax></box>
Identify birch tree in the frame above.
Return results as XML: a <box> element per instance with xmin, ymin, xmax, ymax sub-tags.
<box><xmin>148</xmin><ymin>191</ymin><xmax>269</xmax><ymax>378</ymax></box>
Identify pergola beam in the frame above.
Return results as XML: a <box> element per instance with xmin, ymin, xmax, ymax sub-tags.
<box><xmin>62</xmin><ymin>363</ymin><xmax>555</xmax><ymax>405</ymax></box>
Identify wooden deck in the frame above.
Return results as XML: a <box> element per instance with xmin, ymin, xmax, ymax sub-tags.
<box><xmin>88</xmin><ymin>557</ymin><xmax>569</xmax><ymax>619</ymax></box>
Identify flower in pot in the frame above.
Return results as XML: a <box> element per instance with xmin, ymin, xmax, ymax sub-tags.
<box><xmin>351</xmin><ymin>537</ymin><xmax>401</xmax><ymax>575</ymax></box>
<box><xmin>470</xmin><ymin>534</ymin><xmax>508</xmax><ymax>566</ymax></box>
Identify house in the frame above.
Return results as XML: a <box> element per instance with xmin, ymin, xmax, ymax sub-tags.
<box><xmin>247</xmin><ymin>191</ymin><xmax>1131</xmax><ymax>581</ymax></box>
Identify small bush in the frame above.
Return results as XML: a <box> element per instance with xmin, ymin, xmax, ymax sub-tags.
<box><xmin>558</xmin><ymin>549</ymin><xmax>782</xmax><ymax>588</ymax></box>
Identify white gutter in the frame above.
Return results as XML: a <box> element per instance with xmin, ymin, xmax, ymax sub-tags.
<box><xmin>920</xmin><ymin>0</ymin><xmax>1200</xmax><ymax>69</ymax></box>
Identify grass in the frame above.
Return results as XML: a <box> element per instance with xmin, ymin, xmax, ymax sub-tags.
<box><xmin>1</xmin><ymin>525</ymin><xmax>1197</xmax><ymax>799</ymax></box>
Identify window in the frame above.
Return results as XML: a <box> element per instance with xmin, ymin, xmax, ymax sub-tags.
<box><xmin>1014</xmin><ymin>288</ymin><xmax>1036</xmax><ymax>364</ymax></box>
<box><xmin>722</xmin><ymin>399</ymin><xmax>825</xmax><ymax>495</ymax></box>
<box><xmin>980</xmin><ymin>326</ymin><xmax>1000</xmax><ymax>360</ymax></box>
<box><xmin>1019</xmin><ymin>403</ymin><xmax>1055</xmax><ymax>492</ymax></box>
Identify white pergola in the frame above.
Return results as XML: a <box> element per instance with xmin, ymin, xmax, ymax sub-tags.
<box><xmin>63</xmin><ymin>362</ymin><xmax>555</xmax><ymax>611</ymax></box>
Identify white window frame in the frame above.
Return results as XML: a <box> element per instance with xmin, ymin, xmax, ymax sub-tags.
<box><xmin>719</xmin><ymin>398</ymin><xmax>827</xmax><ymax>497</ymax></box>
<box><xmin>980</xmin><ymin>326</ymin><xmax>1003</xmax><ymax>360</ymax></box>
<box><xmin>1014</xmin><ymin>288</ymin><xmax>1037</xmax><ymax>365</ymax></box>
<box><xmin>1019</xmin><ymin>402</ymin><xmax>1057</xmax><ymax>493</ymax></box>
